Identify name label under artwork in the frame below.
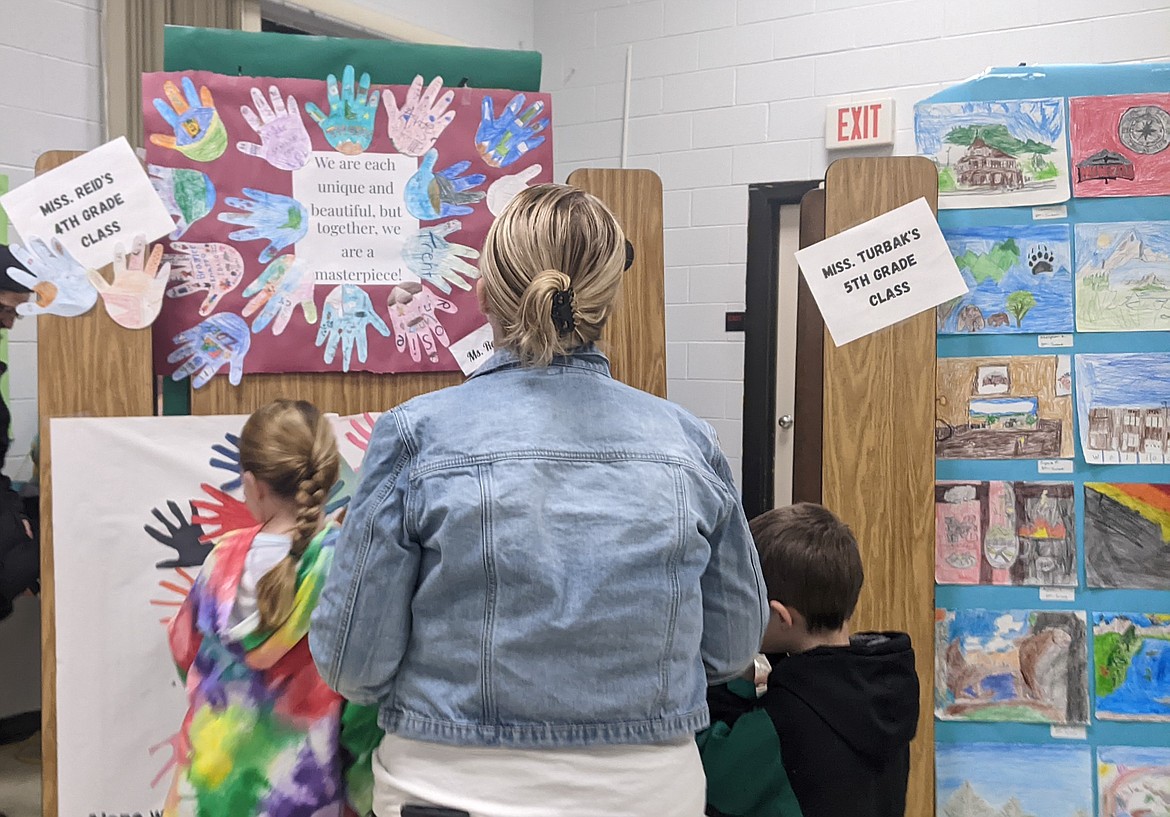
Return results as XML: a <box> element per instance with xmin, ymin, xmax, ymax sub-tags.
<box><xmin>1038</xmin><ymin>459</ymin><xmax>1074</xmax><ymax>474</ymax></box>
<box><xmin>793</xmin><ymin>198</ymin><xmax>969</xmax><ymax>346</ymax></box>
<box><xmin>1039</xmin><ymin>587</ymin><xmax>1076</xmax><ymax>602</ymax></box>
<box><xmin>1050</xmin><ymin>725</ymin><xmax>1087</xmax><ymax>740</ymax></box>
<box><xmin>448</xmin><ymin>323</ymin><xmax>496</xmax><ymax>376</ymax></box>
<box><xmin>1038</xmin><ymin>334</ymin><xmax>1073</xmax><ymax>348</ymax></box>
<box><xmin>0</xmin><ymin>136</ymin><xmax>173</xmax><ymax>269</ymax></box>
<box><xmin>1032</xmin><ymin>204</ymin><xmax>1068</xmax><ymax>220</ymax></box>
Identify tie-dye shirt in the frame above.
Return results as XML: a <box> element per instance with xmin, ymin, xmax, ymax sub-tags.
<box><xmin>166</xmin><ymin>523</ymin><xmax>378</xmax><ymax>817</ymax></box>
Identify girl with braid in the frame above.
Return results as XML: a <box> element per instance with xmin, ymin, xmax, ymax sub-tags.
<box><xmin>165</xmin><ymin>400</ymin><xmax>379</xmax><ymax>817</ymax></box>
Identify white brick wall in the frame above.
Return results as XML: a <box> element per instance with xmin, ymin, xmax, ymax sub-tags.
<box><xmin>0</xmin><ymin>0</ymin><xmax>103</xmax><ymax>481</ymax></box>
<box><xmin>534</xmin><ymin>0</ymin><xmax>1170</xmax><ymax>483</ymax></box>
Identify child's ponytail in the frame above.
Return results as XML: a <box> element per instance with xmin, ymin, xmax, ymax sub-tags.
<box><xmin>241</xmin><ymin>400</ymin><xmax>340</xmax><ymax>632</ymax></box>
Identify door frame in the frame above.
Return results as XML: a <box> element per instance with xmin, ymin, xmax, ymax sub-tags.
<box><xmin>741</xmin><ymin>180</ymin><xmax>822</xmax><ymax>520</ymax></box>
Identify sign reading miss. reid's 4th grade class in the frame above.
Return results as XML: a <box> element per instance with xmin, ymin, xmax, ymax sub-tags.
<box><xmin>0</xmin><ymin>137</ymin><xmax>173</xmax><ymax>269</ymax></box>
<box><xmin>794</xmin><ymin>197</ymin><xmax>968</xmax><ymax>346</ymax></box>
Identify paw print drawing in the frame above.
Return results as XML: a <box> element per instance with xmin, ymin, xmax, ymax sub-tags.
<box><xmin>1028</xmin><ymin>244</ymin><xmax>1055</xmax><ymax>274</ymax></box>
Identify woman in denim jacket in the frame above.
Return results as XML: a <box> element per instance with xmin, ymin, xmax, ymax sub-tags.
<box><xmin>311</xmin><ymin>184</ymin><xmax>768</xmax><ymax>817</ymax></box>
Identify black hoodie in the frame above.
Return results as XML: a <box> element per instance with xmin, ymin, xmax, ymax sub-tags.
<box><xmin>701</xmin><ymin>632</ymin><xmax>920</xmax><ymax>817</ymax></box>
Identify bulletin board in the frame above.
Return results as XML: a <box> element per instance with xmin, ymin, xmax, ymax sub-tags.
<box><xmin>922</xmin><ymin>64</ymin><xmax>1170</xmax><ymax>817</ymax></box>
<box><xmin>37</xmin><ymin>28</ymin><xmax>666</xmax><ymax>817</ymax></box>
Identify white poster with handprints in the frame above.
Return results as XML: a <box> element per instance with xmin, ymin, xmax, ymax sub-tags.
<box><xmin>51</xmin><ymin>413</ymin><xmax>378</xmax><ymax>817</ymax></box>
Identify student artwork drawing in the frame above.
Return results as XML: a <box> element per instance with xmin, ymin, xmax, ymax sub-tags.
<box><xmin>1075</xmin><ymin>353</ymin><xmax>1170</xmax><ymax>465</ymax></box>
<box><xmin>1084</xmin><ymin>483</ymin><xmax>1170</xmax><ymax>590</ymax></box>
<box><xmin>1093</xmin><ymin>613</ymin><xmax>1170</xmax><ymax>722</ymax></box>
<box><xmin>936</xmin><ymin>355</ymin><xmax>1074</xmax><ymax>460</ymax></box>
<box><xmin>143</xmin><ymin>69</ymin><xmax>552</xmax><ymax>381</ymax></box>
<box><xmin>51</xmin><ymin>414</ymin><xmax>381</xmax><ymax>817</ymax></box>
<box><xmin>935</xmin><ymin>481</ymin><xmax>1076</xmax><ymax>586</ymax></box>
<box><xmin>936</xmin><ymin>742</ymin><xmax>1091</xmax><ymax>817</ymax></box>
<box><xmin>1070</xmin><ymin>93</ymin><xmax>1170</xmax><ymax>198</ymax></box>
<box><xmin>935</xmin><ymin>609</ymin><xmax>1088</xmax><ymax>724</ymax></box>
<box><xmin>1097</xmin><ymin>746</ymin><xmax>1170</xmax><ymax>817</ymax></box>
<box><xmin>1074</xmin><ymin>221</ymin><xmax>1170</xmax><ymax>332</ymax></box>
<box><xmin>937</xmin><ymin>224</ymin><xmax>1073</xmax><ymax>334</ymax></box>
<box><xmin>914</xmin><ymin>98</ymin><xmax>1070</xmax><ymax>209</ymax></box>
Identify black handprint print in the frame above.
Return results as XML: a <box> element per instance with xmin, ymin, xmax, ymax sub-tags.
<box><xmin>146</xmin><ymin>501</ymin><xmax>211</xmax><ymax>568</ymax></box>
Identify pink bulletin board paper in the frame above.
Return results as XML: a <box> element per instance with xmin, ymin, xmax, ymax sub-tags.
<box><xmin>1070</xmin><ymin>93</ymin><xmax>1170</xmax><ymax>198</ymax></box>
<box><xmin>142</xmin><ymin>69</ymin><xmax>552</xmax><ymax>379</ymax></box>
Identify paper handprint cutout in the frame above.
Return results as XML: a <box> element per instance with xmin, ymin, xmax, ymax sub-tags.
<box><xmin>402</xmin><ymin>221</ymin><xmax>480</xmax><ymax>294</ymax></box>
<box><xmin>315</xmin><ymin>284</ymin><xmax>389</xmax><ymax>373</ymax></box>
<box><xmin>165</xmin><ymin>242</ymin><xmax>244</xmax><ymax>316</ymax></box>
<box><xmin>150</xmin><ymin>76</ymin><xmax>228</xmax><ymax>162</ymax></box>
<box><xmin>218</xmin><ymin>188</ymin><xmax>309</xmax><ymax>264</ymax></box>
<box><xmin>305</xmin><ymin>65</ymin><xmax>377</xmax><ymax>156</ymax></box>
<box><xmin>475</xmin><ymin>94</ymin><xmax>548</xmax><ymax>168</ymax></box>
<box><xmin>242</xmin><ymin>254</ymin><xmax>318</xmax><ymax>335</ymax></box>
<box><xmin>487</xmin><ymin>164</ymin><xmax>543</xmax><ymax>217</ymax></box>
<box><xmin>405</xmin><ymin>150</ymin><xmax>486</xmax><ymax>221</ymax></box>
<box><xmin>169</xmin><ymin>313</ymin><xmax>252</xmax><ymax>388</ymax></box>
<box><xmin>388</xmin><ymin>281</ymin><xmax>456</xmax><ymax>364</ymax></box>
<box><xmin>236</xmin><ymin>85</ymin><xmax>313</xmax><ymax>171</ymax></box>
<box><xmin>148</xmin><ymin>165</ymin><xmax>216</xmax><ymax>240</ymax></box>
<box><xmin>6</xmin><ymin>237</ymin><xmax>98</xmax><ymax>317</ymax></box>
<box><xmin>382</xmin><ymin>75</ymin><xmax>457</xmax><ymax>156</ymax></box>
<box><xmin>87</xmin><ymin>235</ymin><xmax>170</xmax><ymax>329</ymax></box>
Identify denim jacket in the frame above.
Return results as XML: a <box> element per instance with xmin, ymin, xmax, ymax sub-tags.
<box><xmin>310</xmin><ymin>346</ymin><xmax>767</xmax><ymax>748</ymax></box>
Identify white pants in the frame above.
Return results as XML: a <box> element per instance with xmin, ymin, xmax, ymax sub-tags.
<box><xmin>373</xmin><ymin>732</ymin><xmax>707</xmax><ymax>817</ymax></box>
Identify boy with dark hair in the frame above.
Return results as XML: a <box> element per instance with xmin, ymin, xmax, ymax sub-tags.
<box><xmin>698</xmin><ymin>503</ymin><xmax>920</xmax><ymax>817</ymax></box>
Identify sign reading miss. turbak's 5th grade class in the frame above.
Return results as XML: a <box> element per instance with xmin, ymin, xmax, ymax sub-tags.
<box><xmin>794</xmin><ymin>197</ymin><xmax>968</xmax><ymax>346</ymax></box>
<box><xmin>0</xmin><ymin>137</ymin><xmax>173</xmax><ymax>269</ymax></box>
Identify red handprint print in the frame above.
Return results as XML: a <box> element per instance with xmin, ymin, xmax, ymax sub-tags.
<box><xmin>191</xmin><ymin>483</ymin><xmax>256</xmax><ymax>542</ymax></box>
<box><xmin>346</xmin><ymin>412</ymin><xmax>377</xmax><ymax>452</ymax></box>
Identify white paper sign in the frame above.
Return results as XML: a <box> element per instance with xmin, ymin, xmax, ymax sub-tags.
<box><xmin>1038</xmin><ymin>459</ymin><xmax>1074</xmax><ymax>474</ymax></box>
<box><xmin>0</xmin><ymin>137</ymin><xmax>173</xmax><ymax>269</ymax></box>
<box><xmin>1050</xmin><ymin>725</ymin><xmax>1087</xmax><ymax>740</ymax></box>
<box><xmin>449</xmin><ymin>323</ymin><xmax>496</xmax><ymax>375</ymax></box>
<box><xmin>1039</xmin><ymin>587</ymin><xmax>1076</xmax><ymax>602</ymax></box>
<box><xmin>794</xmin><ymin>197</ymin><xmax>968</xmax><ymax>346</ymax></box>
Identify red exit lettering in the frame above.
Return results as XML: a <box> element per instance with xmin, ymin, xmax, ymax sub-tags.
<box><xmin>832</xmin><ymin>101</ymin><xmax>891</xmax><ymax>145</ymax></box>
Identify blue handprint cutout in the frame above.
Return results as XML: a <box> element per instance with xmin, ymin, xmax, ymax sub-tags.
<box><xmin>209</xmin><ymin>433</ymin><xmax>242</xmax><ymax>492</ymax></box>
<box><xmin>169</xmin><ymin>313</ymin><xmax>252</xmax><ymax>389</ymax></box>
<box><xmin>475</xmin><ymin>94</ymin><xmax>548</xmax><ymax>169</ymax></box>
<box><xmin>315</xmin><ymin>285</ymin><xmax>390</xmax><ymax>373</ymax></box>
<box><xmin>218</xmin><ymin>188</ymin><xmax>308</xmax><ymax>264</ymax></box>
<box><xmin>304</xmin><ymin>65</ymin><xmax>377</xmax><ymax>156</ymax></box>
<box><xmin>405</xmin><ymin>149</ymin><xmax>486</xmax><ymax>221</ymax></box>
<box><xmin>325</xmin><ymin>457</ymin><xmax>359</xmax><ymax>515</ymax></box>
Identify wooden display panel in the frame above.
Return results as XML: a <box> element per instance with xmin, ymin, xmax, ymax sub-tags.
<box><xmin>569</xmin><ymin>169</ymin><xmax>667</xmax><ymax>398</ymax></box>
<box><xmin>821</xmin><ymin>157</ymin><xmax>938</xmax><ymax>817</ymax></box>
<box><xmin>35</xmin><ymin>151</ymin><xmax>157</xmax><ymax>817</ymax></box>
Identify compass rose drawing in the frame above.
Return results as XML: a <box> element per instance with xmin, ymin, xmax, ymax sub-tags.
<box><xmin>1118</xmin><ymin>105</ymin><xmax>1170</xmax><ymax>155</ymax></box>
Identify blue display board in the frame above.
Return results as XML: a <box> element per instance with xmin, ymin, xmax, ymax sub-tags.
<box><xmin>922</xmin><ymin>63</ymin><xmax>1170</xmax><ymax>811</ymax></box>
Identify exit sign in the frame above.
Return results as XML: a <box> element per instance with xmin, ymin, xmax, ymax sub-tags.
<box><xmin>825</xmin><ymin>99</ymin><xmax>895</xmax><ymax>150</ymax></box>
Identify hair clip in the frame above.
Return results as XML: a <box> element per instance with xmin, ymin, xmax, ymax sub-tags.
<box><xmin>551</xmin><ymin>288</ymin><xmax>576</xmax><ymax>335</ymax></box>
<box><xmin>624</xmin><ymin>240</ymin><xmax>635</xmax><ymax>272</ymax></box>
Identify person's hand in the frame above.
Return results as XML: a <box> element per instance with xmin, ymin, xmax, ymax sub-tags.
<box><xmin>209</xmin><ymin>432</ymin><xmax>242</xmax><ymax>492</ymax></box>
<box><xmin>236</xmin><ymin>85</ymin><xmax>313</xmax><ymax>171</ymax></box>
<box><xmin>402</xmin><ymin>221</ymin><xmax>480</xmax><ymax>294</ymax></box>
<box><xmin>315</xmin><ymin>284</ymin><xmax>390</xmax><ymax>373</ymax></box>
<box><xmin>241</xmin><ymin>254</ymin><xmax>318</xmax><ymax>335</ymax></box>
<box><xmin>404</xmin><ymin>149</ymin><xmax>486</xmax><ymax>220</ymax></box>
<box><xmin>165</xmin><ymin>241</ymin><xmax>244</xmax><ymax>316</ymax></box>
<box><xmin>21</xmin><ymin>518</ymin><xmax>33</xmax><ymax>540</ymax></box>
<box><xmin>191</xmin><ymin>483</ymin><xmax>256</xmax><ymax>542</ymax></box>
<box><xmin>346</xmin><ymin>412</ymin><xmax>377</xmax><ymax>452</ymax></box>
<box><xmin>487</xmin><ymin>164</ymin><xmax>542</xmax><ymax>216</ymax></box>
<box><xmin>304</xmin><ymin>65</ymin><xmax>377</xmax><ymax>156</ymax></box>
<box><xmin>149</xmin><ymin>76</ymin><xmax>228</xmax><ymax>162</ymax></box>
<box><xmin>218</xmin><ymin>188</ymin><xmax>309</xmax><ymax>264</ymax></box>
<box><xmin>147</xmin><ymin>164</ymin><xmax>216</xmax><ymax>239</ymax></box>
<box><xmin>168</xmin><ymin>313</ymin><xmax>251</xmax><ymax>388</ymax></box>
<box><xmin>6</xmin><ymin>237</ymin><xmax>98</xmax><ymax>317</ymax></box>
<box><xmin>381</xmin><ymin>75</ymin><xmax>456</xmax><ymax>156</ymax></box>
<box><xmin>387</xmin><ymin>281</ymin><xmax>456</xmax><ymax>364</ymax></box>
<box><xmin>87</xmin><ymin>235</ymin><xmax>170</xmax><ymax>329</ymax></box>
<box><xmin>145</xmin><ymin>500</ymin><xmax>210</xmax><ymax>568</ymax></box>
<box><xmin>475</xmin><ymin>94</ymin><xmax>548</xmax><ymax>169</ymax></box>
